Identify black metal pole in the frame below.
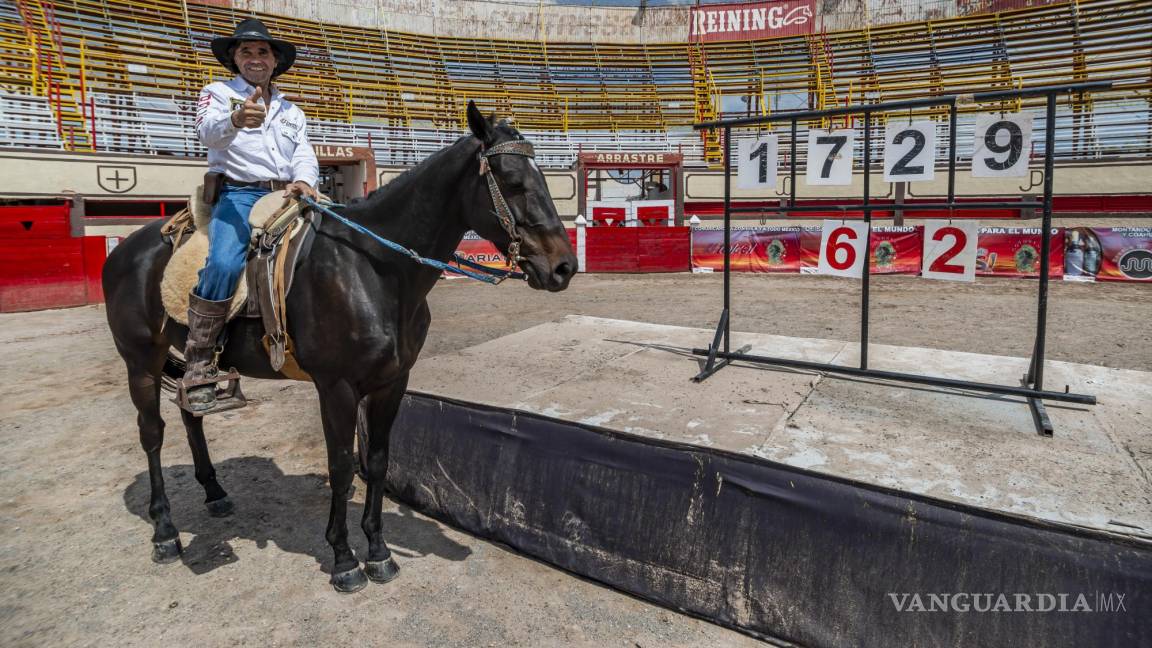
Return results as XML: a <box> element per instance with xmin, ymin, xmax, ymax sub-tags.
<box><xmin>860</xmin><ymin>111</ymin><xmax>872</xmax><ymax>370</ymax></box>
<box><xmin>694</xmin><ymin>81</ymin><xmax>1113</xmax><ymax>130</ymax></box>
<box><xmin>723</xmin><ymin>126</ymin><xmax>732</xmax><ymax>354</ymax></box>
<box><xmin>947</xmin><ymin>102</ymin><xmax>958</xmax><ymax>205</ymax></box>
<box><xmin>689</xmin><ymin>348</ymin><xmax>1097</xmax><ymax>405</ymax></box>
<box><xmin>726</xmin><ymin>201</ymin><xmax>1046</xmax><ymax>214</ymax></box>
<box><xmin>789</xmin><ymin>119</ymin><xmax>798</xmax><ymax>209</ymax></box>
<box><xmin>1032</xmin><ymin>93</ymin><xmax>1058</xmax><ymax>391</ymax></box>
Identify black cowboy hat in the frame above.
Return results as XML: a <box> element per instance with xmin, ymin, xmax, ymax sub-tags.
<box><xmin>210</xmin><ymin>18</ymin><xmax>296</xmax><ymax>78</ymax></box>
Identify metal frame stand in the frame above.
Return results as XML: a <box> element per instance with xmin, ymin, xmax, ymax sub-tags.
<box><xmin>691</xmin><ymin>81</ymin><xmax>1110</xmax><ymax>436</ymax></box>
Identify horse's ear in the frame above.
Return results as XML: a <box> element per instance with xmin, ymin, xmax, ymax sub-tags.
<box><xmin>466</xmin><ymin>100</ymin><xmax>492</xmax><ymax>143</ymax></box>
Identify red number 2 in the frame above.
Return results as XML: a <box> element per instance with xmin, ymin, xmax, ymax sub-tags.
<box><xmin>826</xmin><ymin>227</ymin><xmax>858</xmax><ymax>270</ymax></box>
<box><xmin>929</xmin><ymin>227</ymin><xmax>967</xmax><ymax>274</ymax></box>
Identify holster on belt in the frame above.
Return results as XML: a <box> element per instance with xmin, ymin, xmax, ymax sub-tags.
<box><xmin>202</xmin><ymin>171</ymin><xmax>224</xmax><ymax>205</ymax></box>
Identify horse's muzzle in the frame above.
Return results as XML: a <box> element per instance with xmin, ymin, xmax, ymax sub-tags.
<box><xmin>518</xmin><ymin>226</ymin><xmax>578</xmax><ymax>291</ymax></box>
<box><xmin>518</xmin><ymin>239</ymin><xmax>575</xmax><ymax>291</ymax></box>
<box><xmin>522</xmin><ymin>253</ymin><xmax>577</xmax><ymax>292</ymax></box>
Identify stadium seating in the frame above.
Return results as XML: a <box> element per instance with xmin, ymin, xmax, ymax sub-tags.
<box><xmin>1</xmin><ymin>0</ymin><xmax>1148</xmax><ymax>166</ymax></box>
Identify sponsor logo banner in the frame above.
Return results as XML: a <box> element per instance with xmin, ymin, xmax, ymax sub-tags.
<box><xmin>689</xmin><ymin>0</ymin><xmax>816</xmax><ymax>43</ymax></box>
<box><xmin>1065</xmin><ymin>227</ymin><xmax>1152</xmax><ymax>282</ymax></box>
<box><xmin>692</xmin><ymin>227</ymin><xmax>805</xmax><ymax>273</ymax></box>
<box><xmin>975</xmin><ymin>228</ymin><xmax>1063</xmax><ymax>278</ymax></box>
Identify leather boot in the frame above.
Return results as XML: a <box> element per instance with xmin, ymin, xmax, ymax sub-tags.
<box><xmin>182</xmin><ymin>293</ymin><xmax>231</xmax><ymax>412</ymax></box>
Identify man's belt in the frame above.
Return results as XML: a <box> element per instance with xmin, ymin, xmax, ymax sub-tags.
<box><xmin>224</xmin><ymin>177</ymin><xmax>290</xmax><ymax>190</ymax></box>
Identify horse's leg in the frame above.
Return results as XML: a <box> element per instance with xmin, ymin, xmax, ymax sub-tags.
<box><xmin>179</xmin><ymin>409</ymin><xmax>233</xmax><ymax>517</ymax></box>
<box><xmin>127</xmin><ymin>355</ymin><xmax>182</xmax><ymax>563</ymax></box>
<box><xmin>316</xmin><ymin>379</ymin><xmax>368</xmax><ymax>593</ymax></box>
<box><xmin>359</xmin><ymin>374</ymin><xmax>409</xmax><ymax>584</ymax></box>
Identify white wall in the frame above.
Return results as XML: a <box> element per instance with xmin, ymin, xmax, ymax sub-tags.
<box><xmin>231</xmin><ymin>0</ymin><xmax>1015</xmax><ymax>44</ymax></box>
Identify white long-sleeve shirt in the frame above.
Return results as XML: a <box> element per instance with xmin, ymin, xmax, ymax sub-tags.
<box><xmin>195</xmin><ymin>76</ymin><xmax>319</xmax><ymax>187</ymax></box>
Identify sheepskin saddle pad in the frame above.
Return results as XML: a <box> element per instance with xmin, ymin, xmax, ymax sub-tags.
<box><xmin>160</xmin><ymin>189</ymin><xmax>305</xmax><ymax>325</ymax></box>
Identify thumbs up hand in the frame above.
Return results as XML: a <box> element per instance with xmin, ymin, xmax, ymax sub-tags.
<box><xmin>231</xmin><ymin>86</ymin><xmax>267</xmax><ymax>128</ymax></box>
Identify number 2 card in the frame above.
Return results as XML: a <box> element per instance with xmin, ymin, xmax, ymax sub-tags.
<box><xmin>922</xmin><ymin>220</ymin><xmax>979</xmax><ymax>282</ymax></box>
<box><xmin>883</xmin><ymin>121</ymin><xmax>937</xmax><ymax>182</ymax></box>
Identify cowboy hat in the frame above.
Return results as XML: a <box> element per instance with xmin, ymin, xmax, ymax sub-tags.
<box><xmin>210</xmin><ymin>18</ymin><xmax>296</xmax><ymax>78</ymax></box>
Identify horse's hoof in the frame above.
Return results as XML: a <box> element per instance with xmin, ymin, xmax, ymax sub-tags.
<box><xmin>365</xmin><ymin>557</ymin><xmax>400</xmax><ymax>584</ymax></box>
<box><xmin>151</xmin><ymin>538</ymin><xmax>183</xmax><ymax>564</ymax></box>
<box><xmin>206</xmin><ymin>496</ymin><xmax>234</xmax><ymax>518</ymax></box>
<box><xmin>330</xmin><ymin>567</ymin><xmax>368</xmax><ymax>593</ymax></box>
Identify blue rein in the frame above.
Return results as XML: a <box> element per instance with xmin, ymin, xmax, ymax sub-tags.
<box><xmin>300</xmin><ymin>196</ymin><xmax>526</xmax><ymax>285</ymax></box>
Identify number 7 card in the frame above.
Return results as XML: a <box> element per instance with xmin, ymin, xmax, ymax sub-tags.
<box><xmin>805</xmin><ymin>129</ymin><xmax>855</xmax><ymax>186</ymax></box>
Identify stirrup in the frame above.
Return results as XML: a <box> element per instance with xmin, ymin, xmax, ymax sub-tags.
<box><xmin>172</xmin><ymin>368</ymin><xmax>247</xmax><ymax>417</ymax></box>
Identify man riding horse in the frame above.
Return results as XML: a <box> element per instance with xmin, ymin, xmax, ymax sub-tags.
<box><xmin>184</xmin><ymin>18</ymin><xmax>319</xmax><ymax>414</ymax></box>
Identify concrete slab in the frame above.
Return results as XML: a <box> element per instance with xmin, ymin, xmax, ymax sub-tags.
<box><xmin>409</xmin><ymin>315</ymin><xmax>1152</xmax><ymax>538</ymax></box>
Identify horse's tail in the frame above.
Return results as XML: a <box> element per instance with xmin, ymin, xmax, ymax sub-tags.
<box><xmin>160</xmin><ymin>351</ymin><xmax>184</xmax><ymax>393</ymax></box>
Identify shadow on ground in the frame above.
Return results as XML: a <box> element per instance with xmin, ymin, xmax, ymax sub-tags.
<box><xmin>123</xmin><ymin>456</ymin><xmax>471</xmax><ymax>575</ymax></box>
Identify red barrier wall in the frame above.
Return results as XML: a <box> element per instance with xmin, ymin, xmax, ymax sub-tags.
<box><xmin>0</xmin><ymin>203</ymin><xmax>111</xmax><ymax>313</ymax></box>
<box><xmin>585</xmin><ymin>227</ymin><xmax>690</xmax><ymax>273</ymax></box>
<box><xmin>0</xmin><ymin>238</ymin><xmax>106</xmax><ymax>312</ymax></box>
<box><xmin>0</xmin><ymin>204</ymin><xmax>71</xmax><ymax>238</ymax></box>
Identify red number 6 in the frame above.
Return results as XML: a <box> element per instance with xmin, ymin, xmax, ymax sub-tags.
<box><xmin>826</xmin><ymin>227</ymin><xmax>858</xmax><ymax>271</ymax></box>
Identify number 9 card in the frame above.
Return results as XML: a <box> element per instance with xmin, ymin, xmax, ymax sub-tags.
<box><xmin>972</xmin><ymin>114</ymin><xmax>1033</xmax><ymax>178</ymax></box>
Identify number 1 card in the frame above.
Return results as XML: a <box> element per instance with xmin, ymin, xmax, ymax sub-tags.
<box><xmin>737</xmin><ymin>136</ymin><xmax>778</xmax><ymax>190</ymax></box>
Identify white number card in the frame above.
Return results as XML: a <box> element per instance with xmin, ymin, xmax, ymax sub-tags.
<box><xmin>737</xmin><ymin>136</ymin><xmax>778</xmax><ymax>190</ymax></box>
<box><xmin>883</xmin><ymin>121</ymin><xmax>937</xmax><ymax>182</ymax></box>
<box><xmin>972</xmin><ymin>114</ymin><xmax>1033</xmax><ymax>178</ymax></box>
<box><xmin>817</xmin><ymin>220</ymin><xmax>870</xmax><ymax>278</ymax></box>
<box><xmin>922</xmin><ymin>220</ymin><xmax>979</xmax><ymax>282</ymax></box>
<box><xmin>806</xmin><ymin>129</ymin><xmax>854</xmax><ymax>186</ymax></box>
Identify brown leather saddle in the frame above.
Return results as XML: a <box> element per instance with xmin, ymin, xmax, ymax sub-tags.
<box><xmin>160</xmin><ymin>192</ymin><xmax>322</xmax><ymax>383</ymax></box>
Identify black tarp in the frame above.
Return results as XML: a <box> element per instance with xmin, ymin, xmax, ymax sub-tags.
<box><xmin>385</xmin><ymin>392</ymin><xmax>1152</xmax><ymax>647</ymax></box>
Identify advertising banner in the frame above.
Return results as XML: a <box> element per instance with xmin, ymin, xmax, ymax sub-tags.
<box><xmin>454</xmin><ymin>233</ymin><xmax>508</xmax><ymax>271</ymax></box>
<box><xmin>975</xmin><ymin>228</ymin><xmax>1064</xmax><ymax>278</ymax></box>
<box><xmin>691</xmin><ymin>227</ymin><xmax>804</xmax><ymax>273</ymax></box>
<box><xmin>1065</xmin><ymin>227</ymin><xmax>1152</xmax><ymax>283</ymax></box>
<box><xmin>870</xmin><ymin>227</ymin><xmax>923</xmax><ymax>275</ymax></box>
<box><xmin>689</xmin><ymin>0</ymin><xmax>816</xmax><ymax>43</ymax></box>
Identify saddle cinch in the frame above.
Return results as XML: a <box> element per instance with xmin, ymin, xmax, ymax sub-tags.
<box><xmin>159</xmin><ymin>188</ymin><xmax>322</xmax><ymax>412</ymax></box>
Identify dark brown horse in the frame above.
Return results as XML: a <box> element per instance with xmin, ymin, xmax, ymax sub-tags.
<box><xmin>102</xmin><ymin>102</ymin><xmax>577</xmax><ymax>592</ymax></box>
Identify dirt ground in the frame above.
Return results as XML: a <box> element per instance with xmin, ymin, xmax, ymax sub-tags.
<box><xmin>1</xmin><ymin>273</ymin><xmax>1148</xmax><ymax>648</ymax></box>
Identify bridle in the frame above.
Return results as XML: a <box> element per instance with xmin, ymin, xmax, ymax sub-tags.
<box><xmin>478</xmin><ymin>139</ymin><xmax>536</xmax><ymax>269</ymax></box>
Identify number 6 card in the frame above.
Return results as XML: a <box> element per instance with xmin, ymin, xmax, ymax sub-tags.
<box><xmin>817</xmin><ymin>220</ymin><xmax>870</xmax><ymax>278</ymax></box>
<box><xmin>972</xmin><ymin>114</ymin><xmax>1033</xmax><ymax>177</ymax></box>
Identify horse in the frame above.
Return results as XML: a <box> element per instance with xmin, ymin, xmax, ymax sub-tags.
<box><xmin>102</xmin><ymin>102</ymin><xmax>578</xmax><ymax>592</ymax></box>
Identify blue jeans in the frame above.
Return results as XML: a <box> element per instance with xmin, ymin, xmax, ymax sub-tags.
<box><xmin>193</xmin><ymin>185</ymin><xmax>269</xmax><ymax>301</ymax></box>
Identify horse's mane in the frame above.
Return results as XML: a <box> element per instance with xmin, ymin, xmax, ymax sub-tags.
<box><xmin>343</xmin><ymin>134</ymin><xmax>473</xmax><ymax>212</ymax></box>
